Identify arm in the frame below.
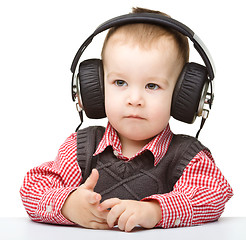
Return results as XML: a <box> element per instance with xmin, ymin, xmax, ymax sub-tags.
<box><xmin>98</xmin><ymin>198</ymin><xmax>162</xmax><ymax>232</ymax></box>
<box><xmin>20</xmin><ymin>134</ymin><xmax>109</xmax><ymax>228</ymax></box>
<box><xmin>144</xmin><ymin>150</ymin><xmax>233</xmax><ymax>228</ymax></box>
<box><xmin>20</xmin><ymin>133</ymin><xmax>80</xmax><ymax>224</ymax></box>
<box><xmin>99</xmin><ymin>150</ymin><xmax>233</xmax><ymax>230</ymax></box>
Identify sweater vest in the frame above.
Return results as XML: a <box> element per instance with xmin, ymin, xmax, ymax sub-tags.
<box><xmin>77</xmin><ymin>126</ymin><xmax>209</xmax><ymax>201</ymax></box>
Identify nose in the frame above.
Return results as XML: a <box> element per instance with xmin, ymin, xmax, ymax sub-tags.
<box><xmin>127</xmin><ymin>88</ymin><xmax>144</xmax><ymax>107</ymax></box>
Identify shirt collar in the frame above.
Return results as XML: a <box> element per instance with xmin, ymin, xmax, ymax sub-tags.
<box><xmin>93</xmin><ymin>122</ymin><xmax>173</xmax><ymax>166</ymax></box>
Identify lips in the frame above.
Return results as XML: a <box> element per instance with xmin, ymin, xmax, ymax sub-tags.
<box><xmin>125</xmin><ymin>115</ymin><xmax>145</xmax><ymax>120</ymax></box>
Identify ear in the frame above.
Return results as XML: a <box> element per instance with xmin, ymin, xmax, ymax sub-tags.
<box><xmin>171</xmin><ymin>62</ymin><xmax>208</xmax><ymax>123</ymax></box>
<box><xmin>78</xmin><ymin>59</ymin><xmax>106</xmax><ymax>119</ymax></box>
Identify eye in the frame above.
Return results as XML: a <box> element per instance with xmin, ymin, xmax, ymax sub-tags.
<box><xmin>146</xmin><ymin>83</ymin><xmax>160</xmax><ymax>90</ymax></box>
<box><xmin>114</xmin><ymin>80</ymin><xmax>127</xmax><ymax>87</ymax></box>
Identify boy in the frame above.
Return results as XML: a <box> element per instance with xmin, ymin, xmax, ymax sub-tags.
<box><xmin>20</xmin><ymin>7</ymin><xmax>233</xmax><ymax>232</ymax></box>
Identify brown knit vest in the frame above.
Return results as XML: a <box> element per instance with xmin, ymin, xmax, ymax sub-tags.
<box><xmin>77</xmin><ymin>126</ymin><xmax>209</xmax><ymax>201</ymax></box>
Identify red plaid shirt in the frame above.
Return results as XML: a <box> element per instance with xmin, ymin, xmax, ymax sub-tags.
<box><xmin>20</xmin><ymin>122</ymin><xmax>233</xmax><ymax>228</ymax></box>
<box><xmin>93</xmin><ymin>123</ymin><xmax>173</xmax><ymax>166</ymax></box>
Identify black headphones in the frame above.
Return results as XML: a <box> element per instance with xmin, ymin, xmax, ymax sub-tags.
<box><xmin>71</xmin><ymin>12</ymin><xmax>215</xmax><ymax>127</ymax></box>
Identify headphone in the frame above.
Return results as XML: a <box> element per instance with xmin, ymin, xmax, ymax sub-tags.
<box><xmin>71</xmin><ymin>12</ymin><xmax>215</xmax><ymax>128</ymax></box>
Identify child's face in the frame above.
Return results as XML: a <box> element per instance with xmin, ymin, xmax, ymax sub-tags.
<box><xmin>103</xmin><ymin>35</ymin><xmax>182</xmax><ymax>144</ymax></box>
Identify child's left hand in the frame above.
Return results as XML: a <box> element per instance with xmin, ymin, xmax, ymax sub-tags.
<box><xmin>98</xmin><ymin>198</ymin><xmax>162</xmax><ymax>232</ymax></box>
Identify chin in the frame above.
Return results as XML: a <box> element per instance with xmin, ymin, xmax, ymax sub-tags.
<box><xmin>123</xmin><ymin>130</ymin><xmax>156</xmax><ymax>142</ymax></box>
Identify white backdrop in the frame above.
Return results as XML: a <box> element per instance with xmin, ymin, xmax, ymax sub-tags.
<box><xmin>0</xmin><ymin>0</ymin><xmax>245</xmax><ymax>217</ymax></box>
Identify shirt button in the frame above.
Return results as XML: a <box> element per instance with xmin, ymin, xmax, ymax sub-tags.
<box><xmin>113</xmin><ymin>150</ymin><xmax>119</xmax><ymax>157</ymax></box>
<box><xmin>174</xmin><ymin>217</ymin><xmax>181</xmax><ymax>226</ymax></box>
<box><xmin>46</xmin><ymin>205</ymin><xmax>52</xmax><ymax>213</ymax></box>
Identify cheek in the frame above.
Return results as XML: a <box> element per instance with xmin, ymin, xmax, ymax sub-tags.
<box><xmin>150</xmin><ymin>105</ymin><xmax>170</xmax><ymax>124</ymax></box>
<box><xmin>104</xmin><ymin>85</ymin><xmax>112</xmax><ymax>111</ymax></box>
<box><xmin>149</xmin><ymin>92</ymin><xmax>172</xmax><ymax>113</ymax></box>
<box><xmin>104</xmin><ymin>87</ymin><xmax>120</xmax><ymax>119</ymax></box>
<box><xmin>147</xmin><ymin>94</ymin><xmax>172</xmax><ymax>122</ymax></box>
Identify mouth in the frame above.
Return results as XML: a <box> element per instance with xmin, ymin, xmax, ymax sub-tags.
<box><xmin>125</xmin><ymin>115</ymin><xmax>145</xmax><ymax>120</ymax></box>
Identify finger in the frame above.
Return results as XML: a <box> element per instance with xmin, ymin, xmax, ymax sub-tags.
<box><xmin>125</xmin><ymin>214</ymin><xmax>137</xmax><ymax>232</ymax></box>
<box><xmin>92</xmin><ymin>211</ymin><xmax>109</xmax><ymax>222</ymax></box>
<box><xmin>91</xmin><ymin>205</ymin><xmax>109</xmax><ymax>220</ymax></box>
<box><xmin>117</xmin><ymin>209</ymin><xmax>137</xmax><ymax>231</ymax></box>
<box><xmin>87</xmin><ymin>191</ymin><xmax>102</xmax><ymax>205</ymax></box>
<box><xmin>107</xmin><ymin>203</ymin><xmax>125</xmax><ymax>228</ymax></box>
<box><xmin>81</xmin><ymin>219</ymin><xmax>110</xmax><ymax>230</ymax></box>
<box><xmin>83</xmin><ymin>169</ymin><xmax>99</xmax><ymax>190</ymax></box>
<box><xmin>98</xmin><ymin>198</ymin><xmax>121</xmax><ymax>211</ymax></box>
<box><xmin>118</xmin><ymin>210</ymin><xmax>132</xmax><ymax>231</ymax></box>
<box><xmin>89</xmin><ymin>221</ymin><xmax>111</xmax><ymax>230</ymax></box>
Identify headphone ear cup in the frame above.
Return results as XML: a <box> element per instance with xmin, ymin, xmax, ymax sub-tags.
<box><xmin>78</xmin><ymin>59</ymin><xmax>106</xmax><ymax>119</ymax></box>
<box><xmin>171</xmin><ymin>62</ymin><xmax>208</xmax><ymax>123</ymax></box>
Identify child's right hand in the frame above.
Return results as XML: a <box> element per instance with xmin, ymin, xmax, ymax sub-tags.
<box><xmin>61</xmin><ymin>169</ymin><xmax>110</xmax><ymax>229</ymax></box>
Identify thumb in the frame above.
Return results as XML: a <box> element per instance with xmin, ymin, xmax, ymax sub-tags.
<box><xmin>83</xmin><ymin>168</ymin><xmax>99</xmax><ymax>191</ymax></box>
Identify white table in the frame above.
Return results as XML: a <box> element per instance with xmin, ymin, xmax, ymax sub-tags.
<box><xmin>0</xmin><ymin>217</ymin><xmax>245</xmax><ymax>240</ymax></box>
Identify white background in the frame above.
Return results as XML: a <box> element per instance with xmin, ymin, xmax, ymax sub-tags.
<box><xmin>0</xmin><ymin>0</ymin><xmax>245</xmax><ymax>218</ymax></box>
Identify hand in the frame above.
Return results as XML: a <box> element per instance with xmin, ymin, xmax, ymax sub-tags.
<box><xmin>61</xmin><ymin>169</ymin><xmax>110</xmax><ymax>229</ymax></box>
<box><xmin>98</xmin><ymin>198</ymin><xmax>162</xmax><ymax>232</ymax></box>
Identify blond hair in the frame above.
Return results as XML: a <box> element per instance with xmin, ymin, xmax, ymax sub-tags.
<box><xmin>101</xmin><ymin>7</ymin><xmax>189</xmax><ymax>66</ymax></box>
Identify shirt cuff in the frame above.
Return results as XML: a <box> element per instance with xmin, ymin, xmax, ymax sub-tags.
<box><xmin>35</xmin><ymin>187</ymin><xmax>77</xmax><ymax>225</ymax></box>
<box><xmin>143</xmin><ymin>191</ymin><xmax>193</xmax><ymax>228</ymax></box>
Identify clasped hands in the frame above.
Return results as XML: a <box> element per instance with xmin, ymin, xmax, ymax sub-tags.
<box><xmin>61</xmin><ymin>169</ymin><xmax>161</xmax><ymax>232</ymax></box>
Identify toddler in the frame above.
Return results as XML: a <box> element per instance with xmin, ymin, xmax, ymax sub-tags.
<box><xmin>20</xmin><ymin>7</ymin><xmax>233</xmax><ymax>232</ymax></box>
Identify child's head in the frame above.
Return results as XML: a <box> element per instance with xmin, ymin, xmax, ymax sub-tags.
<box><xmin>101</xmin><ymin>8</ymin><xmax>189</xmax><ymax>145</ymax></box>
<box><xmin>102</xmin><ymin>7</ymin><xmax>189</xmax><ymax>68</ymax></box>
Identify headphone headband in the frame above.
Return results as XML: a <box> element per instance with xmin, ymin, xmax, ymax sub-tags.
<box><xmin>71</xmin><ymin>12</ymin><xmax>215</xmax><ymax>80</ymax></box>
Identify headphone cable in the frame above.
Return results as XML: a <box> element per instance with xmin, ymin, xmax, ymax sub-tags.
<box><xmin>196</xmin><ymin>109</ymin><xmax>209</xmax><ymax>138</ymax></box>
<box><xmin>75</xmin><ymin>104</ymin><xmax>83</xmax><ymax>132</ymax></box>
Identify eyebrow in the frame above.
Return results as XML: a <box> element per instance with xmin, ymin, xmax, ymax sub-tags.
<box><xmin>106</xmin><ymin>72</ymin><xmax>127</xmax><ymax>80</ymax></box>
<box><xmin>148</xmin><ymin>76</ymin><xmax>169</xmax><ymax>85</ymax></box>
